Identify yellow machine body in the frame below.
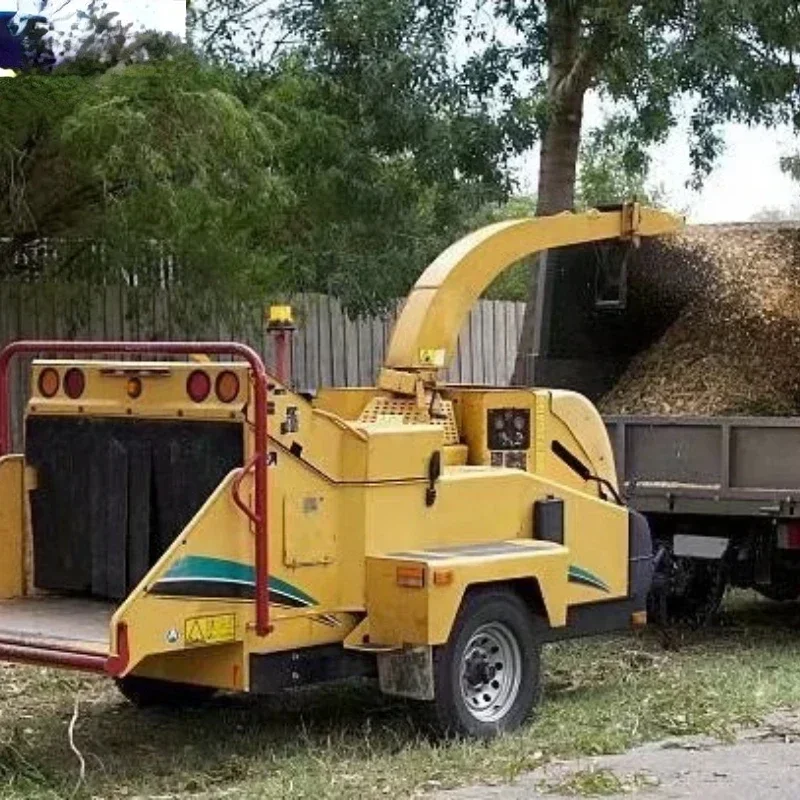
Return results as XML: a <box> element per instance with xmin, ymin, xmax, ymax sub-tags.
<box><xmin>0</xmin><ymin>205</ymin><xmax>682</xmax><ymax>700</ymax></box>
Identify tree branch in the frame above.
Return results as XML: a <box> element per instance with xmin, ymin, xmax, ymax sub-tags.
<box><xmin>202</xmin><ymin>0</ymin><xmax>273</xmax><ymax>52</ymax></box>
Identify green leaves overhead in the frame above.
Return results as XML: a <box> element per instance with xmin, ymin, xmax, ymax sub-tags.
<box><xmin>488</xmin><ymin>0</ymin><xmax>800</xmax><ymax>187</ymax></box>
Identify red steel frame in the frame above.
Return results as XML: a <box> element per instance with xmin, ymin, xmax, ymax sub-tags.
<box><xmin>0</xmin><ymin>340</ymin><xmax>273</xmax><ymax>663</ymax></box>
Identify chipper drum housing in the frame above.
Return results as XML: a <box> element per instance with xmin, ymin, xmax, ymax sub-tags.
<box><xmin>0</xmin><ymin>204</ymin><xmax>682</xmax><ymax>738</ymax></box>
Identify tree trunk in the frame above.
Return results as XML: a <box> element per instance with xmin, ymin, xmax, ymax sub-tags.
<box><xmin>511</xmin><ymin>5</ymin><xmax>588</xmax><ymax>385</ymax></box>
<box><xmin>535</xmin><ymin>90</ymin><xmax>584</xmax><ymax>217</ymax></box>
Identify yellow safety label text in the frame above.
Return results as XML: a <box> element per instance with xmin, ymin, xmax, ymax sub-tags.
<box><xmin>185</xmin><ymin>613</ymin><xmax>236</xmax><ymax>646</ymax></box>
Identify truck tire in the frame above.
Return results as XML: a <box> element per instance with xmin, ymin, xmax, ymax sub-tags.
<box><xmin>650</xmin><ymin>538</ymin><xmax>727</xmax><ymax>626</ymax></box>
<box><xmin>756</xmin><ymin>570</ymin><xmax>800</xmax><ymax>602</ymax></box>
<box><xmin>757</xmin><ymin>584</ymin><xmax>800</xmax><ymax>602</ymax></box>
<box><xmin>115</xmin><ymin>676</ymin><xmax>217</xmax><ymax>708</ymax></box>
<box><xmin>430</xmin><ymin>587</ymin><xmax>542</xmax><ymax>739</ymax></box>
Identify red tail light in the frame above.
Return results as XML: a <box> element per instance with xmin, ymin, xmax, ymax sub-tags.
<box><xmin>187</xmin><ymin>370</ymin><xmax>211</xmax><ymax>402</ymax></box>
<box><xmin>38</xmin><ymin>368</ymin><xmax>60</xmax><ymax>398</ymax></box>
<box><xmin>63</xmin><ymin>368</ymin><xmax>85</xmax><ymax>399</ymax></box>
<box><xmin>215</xmin><ymin>370</ymin><xmax>240</xmax><ymax>403</ymax></box>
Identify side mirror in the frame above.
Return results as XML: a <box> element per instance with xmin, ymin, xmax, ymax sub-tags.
<box><xmin>425</xmin><ymin>451</ymin><xmax>442</xmax><ymax>507</ymax></box>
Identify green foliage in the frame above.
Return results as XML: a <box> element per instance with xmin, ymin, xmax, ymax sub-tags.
<box><xmin>780</xmin><ymin>152</ymin><xmax>800</xmax><ymax>183</ymax></box>
<box><xmin>481</xmin><ymin>0</ymin><xmax>800</xmax><ymax>188</ymax></box>
<box><xmin>0</xmin><ymin>60</ymin><xmax>291</xmax><ymax>300</ymax></box>
<box><xmin>1</xmin><ymin>0</ymin><xmax>531</xmax><ymax>315</ymax></box>
<box><xmin>0</xmin><ymin>57</ymin><xmax>515</xmax><ymax>313</ymax></box>
<box><xmin>577</xmin><ymin>121</ymin><xmax>663</xmax><ymax>209</ymax></box>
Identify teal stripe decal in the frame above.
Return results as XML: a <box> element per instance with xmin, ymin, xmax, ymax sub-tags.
<box><xmin>568</xmin><ymin>565</ymin><xmax>610</xmax><ymax>593</ymax></box>
<box><xmin>161</xmin><ymin>556</ymin><xmax>318</xmax><ymax>606</ymax></box>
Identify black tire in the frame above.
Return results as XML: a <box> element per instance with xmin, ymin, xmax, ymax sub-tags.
<box><xmin>649</xmin><ymin>538</ymin><xmax>727</xmax><ymax>627</ymax></box>
<box><xmin>115</xmin><ymin>675</ymin><xmax>217</xmax><ymax>709</ymax></box>
<box><xmin>757</xmin><ymin>572</ymin><xmax>800</xmax><ymax>602</ymax></box>
<box><xmin>430</xmin><ymin>587</ymin><xmax>542</xmax><ymax>739</ymax></box>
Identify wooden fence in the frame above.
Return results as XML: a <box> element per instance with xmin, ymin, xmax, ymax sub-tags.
<box><xmin>0</xmin><ymin>283</ymin><xmax>525</xmax><ymax>449</ymax></box>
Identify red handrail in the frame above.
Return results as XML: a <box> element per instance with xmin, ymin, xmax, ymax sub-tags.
<box><xmin>232</xmin><ymin>451</ymin><xmax>260</xmax><ymax>525</ymax></box>
<box><xmin>0</xmin><ymin>340</ymin><xmax>272</xmax><ymax>637</ymax></box>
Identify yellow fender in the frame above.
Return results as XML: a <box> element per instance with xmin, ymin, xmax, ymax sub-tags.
<box><xmin>363</xmin><ymin>540</ymin><xmax>570</xmax><ymax>648</ymax></box>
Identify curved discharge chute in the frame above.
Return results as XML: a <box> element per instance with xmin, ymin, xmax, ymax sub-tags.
<box><xmin>381</xmin><ymin>204</ymin><xmax>683</xmax><ymax>388</ymax></box>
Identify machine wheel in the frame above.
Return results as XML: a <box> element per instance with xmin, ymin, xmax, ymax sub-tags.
<box><xmin>115</xmin><ymin>676</ymin><xmax>217</xmax><ymax>708</ymax></box>
<box><xmin>430</xmin><ymin>587</ymin><xmax>541</xmax><ymax>739</ymax></box>
<box><xmin>756</xmin><ymin>570</ymin><xmax>800</xmax><ymax>602</ymax></box>
<box><xmin>649</xmin><ymin>538</ymin><xmax>727</xmax><ymax>626</ymax></box>
<box><xmin>757</xmin><ymin>584</ymin><xmax>800</xmax><ymax>602</ymax></box>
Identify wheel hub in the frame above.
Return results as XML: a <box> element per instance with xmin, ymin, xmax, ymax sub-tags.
<box><xmin>460</xmin><ymin>621</ymin><xmax>522</xmax><ymax>723</ymax></box>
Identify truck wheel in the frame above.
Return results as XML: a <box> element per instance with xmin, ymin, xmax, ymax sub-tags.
<box><xmin>757</xmin><ymin>584</ymin><xmax>800</xmax><ymax>602</ymax></box>
<box><xmin>431</xmin><ymin>588</ymin><xmax>541</xmax><ymax>739</ymax></box>
<box><xmin>115</xmin><ymin>676</ymin><xmax>217</xmax><ymax>708</ymax></box>
<box><xmin>756</xmin><ymin>571</ymin><xmax>800</xmax><ymax>602</ymax></box>
<box><xmin>650</xmin><ymin>538</ymin><xmax>727</xmax><ymax>626</ymax></box>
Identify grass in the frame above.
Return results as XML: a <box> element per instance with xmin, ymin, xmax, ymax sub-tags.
<box><xmin>4</xmin><ymin>592</ymin><xmax>800</xmax><ymax>799</ymax></box>
<box><xmin>540</xmin><ymin>767</ymin><xmax>659</xmax><ymax>796</ymax></box>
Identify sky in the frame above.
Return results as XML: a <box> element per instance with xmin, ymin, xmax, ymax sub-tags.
<box><xmin>0</xmin><ymin>0</ymin><xmax>186</xmax><ymax>37</ymax></box>
<box><xmin>514</xmin><ymin>92</ymin><xmax>800</xmax><ymax>225</ymax></box>
<box><xmin>2</xmin><ymin>0</ymin><xmax>797</xmax><ymax>224</ymax></box>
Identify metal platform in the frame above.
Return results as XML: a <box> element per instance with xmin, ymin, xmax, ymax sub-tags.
<box><xmin>0</xmin><ymin>596</ymin><xmax>114</xmax><ymax>655</ymax></box>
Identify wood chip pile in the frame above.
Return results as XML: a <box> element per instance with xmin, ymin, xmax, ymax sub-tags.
<box><xmin>599</xmin><ymin>224</ymin><xmax>800</xmax><ymax>416</ymax></box>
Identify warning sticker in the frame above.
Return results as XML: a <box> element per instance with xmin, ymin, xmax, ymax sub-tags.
<box><xmin>184</xmin><ymin>614</ymin><xmax>236</xmax><ymax>646</ymax></box>
<box><xmin>418</xmin><ymin>348</ymin><xmax>445</xmax><ymax>367</ymax></box>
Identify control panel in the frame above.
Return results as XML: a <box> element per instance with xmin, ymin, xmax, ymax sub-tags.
<box><xmin>487</xmin><ymin>408</ymin><xmax>531</xmax><ymax>470</ymax></box>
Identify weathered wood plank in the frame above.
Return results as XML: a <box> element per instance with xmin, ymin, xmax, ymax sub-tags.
<box><xmin>317</xmin><ymin>295</ymin><xmax>333</xmax><ymax>388</ymax></box>
<box><xmin>469</xmin><ymin>305</ymin><xmax>483</xmax><ymax>384</ymax></box>
<box><xmin>481</xmin><ymin>301</ymin><xmax>496</xmax><ymax>385</ymax></box>
<box><xmin>304</xmin><ymin>294</ymin><xmax>321</xmax><ymax>391</ymax></box>
<box><xmin>330</xmin><ymin>296</ymin><xmax>347</xmax><ymax>387</ymax></box>
<box><xmin>344</xmin><ymin>310</ymin><xmax>360</xmax><ymax>387</ymax></box>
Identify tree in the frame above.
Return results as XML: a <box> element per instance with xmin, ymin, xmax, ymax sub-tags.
<box><xmin>749</xmin><ymin>205</ymin><xmax>800</xmax><ymax>222</ymax></box>
<box><xmin>491</xmin><ymin>0</ymin><xmax>800</xmax><ymax>382</ymax></box>
<box><xmin>188</xmin><ymin>0</ymin><xmax>280</xmax><ymax>68</ymax></box>
<box><xmin>576</xmin><ymin>120</ymin><xmax>662</xmax><ymax>209</ymax></box>
<box><xmin>0</xmin><ymin>59</ymin><xmax>293</xmax><ymax>299</ymax></box>
<box><xmin>0</xmin><ymin>49</ymin><xmax>520</xmax><ymax>314</ymax></box>
<box><xmin>183</xmin><ymin>0</ymin><xmax>535</xmax><ymax>312</ymax></box>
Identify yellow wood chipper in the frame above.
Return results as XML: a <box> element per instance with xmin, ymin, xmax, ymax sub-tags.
<box><xmin>0</xmin><ymin>204</ymin><xmax>682</xmax><ymax>738</ymax></box>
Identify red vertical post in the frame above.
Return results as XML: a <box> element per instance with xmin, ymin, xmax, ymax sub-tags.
<box><xmin>274</xmin><ymin>330</ymin><xmax>289</xmax><ymax>384</ymax></box>
<box><xmin>266</xmin><ymin>306</ymin><xmax>295</xmax><ymax>387</ymax></box>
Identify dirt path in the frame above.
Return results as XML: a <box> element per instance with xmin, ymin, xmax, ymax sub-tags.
<box><xmin>436</xmin><ymin>711</ymin><xmax>800</xmax><ymax>799</ymax></box>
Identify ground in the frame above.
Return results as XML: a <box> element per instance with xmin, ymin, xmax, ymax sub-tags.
<box><xmin>3</xmin><ymin>592</ymin><xmax>800</xmax><ymax>799</ymax></box>
<box><xmin>439</xmin><ymin>712</ymin><xmax>800</xmax><ymax>799</ymax></box>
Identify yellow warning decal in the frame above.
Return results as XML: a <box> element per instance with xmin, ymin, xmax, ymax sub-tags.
<box><xmin>184</xmin><ymin>613</ymin><xmax>236</xmax><ymax>646</ymax></box>
<box><xmin>418</xmin><ymin>348</ymin><xmax>445</xmax><ymax>367</ymax></box>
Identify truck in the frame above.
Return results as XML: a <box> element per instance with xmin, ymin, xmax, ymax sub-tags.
<box><xmin>528</xmin><ymin>228</ymin><xmax>800</xmax><ymax>623</ymax></box>
<box><xmin>604</xmin><ymin>415</ymin><xmax>800</xmax><ymax>622</ymax></box>
<box><xmin>0</xmin><ymin>204</ymin><xmax>680</xmax><ymax>739</ymax></box>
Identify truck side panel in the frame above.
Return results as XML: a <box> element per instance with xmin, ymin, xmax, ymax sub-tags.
<box><xmin>605</xmin><ymin>415</ymin><xmax>800</xmax><ymax>516</ymax></box>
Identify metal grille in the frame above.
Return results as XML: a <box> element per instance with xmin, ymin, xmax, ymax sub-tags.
<box><xmin>358</xmin><ymin>397</ymin><xmax>460</xmax><ymax>445</ymax></box>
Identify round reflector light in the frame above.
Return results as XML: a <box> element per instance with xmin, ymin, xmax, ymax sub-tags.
<box><xmin>127</xmin><ymin>376</ymin><xmax>143</xmax><ymax>399</ymax></box>
<box><xmin>64</xmin><ymin>368</ymin><xmax>85</xmax><ymax>399</ymax></box>
<box><xmin>187</xmin><ymin>370</ymin><xmax>211</xmax><ymax>403</ymax></box>
<box><xmin>215</xmin><ymin>370</ymin><xmax>240</xmax><ymax>403</ymax></box>
<box><xmin>38</xmin><ymin>368</ymin><xmax>59</xmax><ymax>398</ymax></box>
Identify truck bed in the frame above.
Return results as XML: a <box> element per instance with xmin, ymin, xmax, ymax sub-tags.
<box><xmin>605</xmin><ymin>415</ymin><xmax>800</xmax><ymax>516</ymax></box>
